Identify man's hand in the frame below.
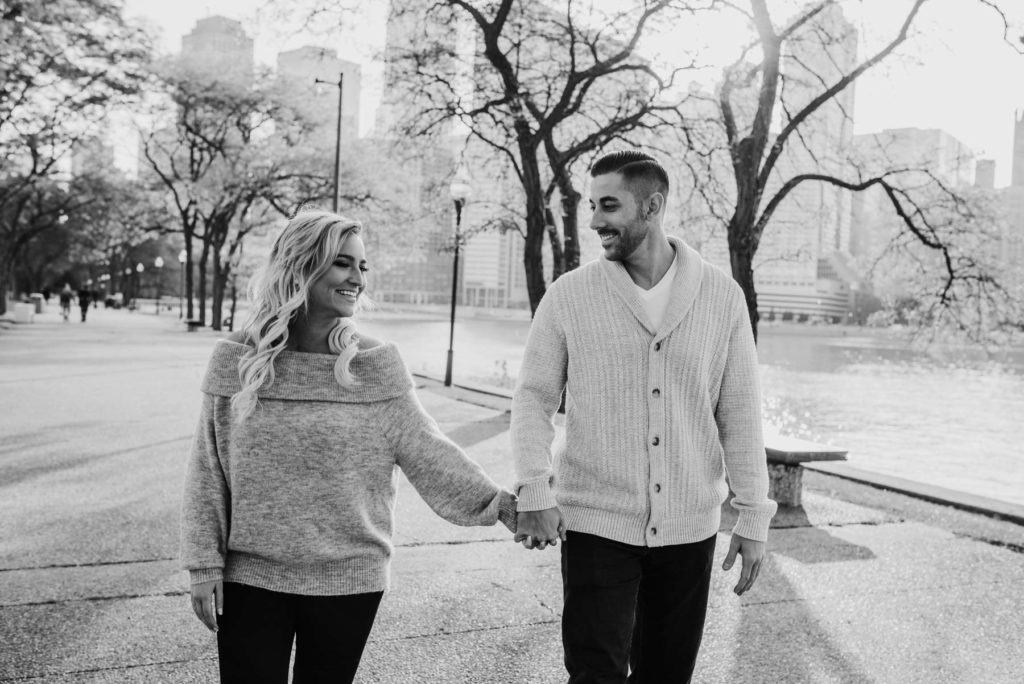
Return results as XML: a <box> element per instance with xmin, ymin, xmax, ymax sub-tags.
<box><xmin>722</xmin><ymin>534</ymin><xmax>765</xmax><ymax>595</ymax></box>
<box><xmin>515</xmin><ymin>507</ymin><xmax>566</xmax><ymax>550</ymax></box>
<box><xmin>190</xmin><ymin>579</ymin><xmax>223</xmax><ymax>632</ymax></box>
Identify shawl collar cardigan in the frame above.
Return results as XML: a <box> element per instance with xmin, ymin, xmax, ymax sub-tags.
<box><xmin>511</xmin><ymin>236</ymin><xmax>777</xmax><ymax>545</ymax></box>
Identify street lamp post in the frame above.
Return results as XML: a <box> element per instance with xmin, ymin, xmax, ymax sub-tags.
<box><xmin>314</xmin><ymin>72</ymin><xmax>344</xmax><ymax>212</ymax></box>
<box><xmin>136</xmin><ymin>263</ymin><xmax>144</xmax><ymax>310</ymax></box>
<box><xmin>178</xmin><ymin>249</ymin><xmax>187</xmax><ymax>319</ymax></box>
<box><xmin>153</xmin><ymin>256</ymin><xmax>164</xmax><ymax>314</ymax></box>
<box><xmin>124</xmin><ymin>268</ymin><xmax>133</xmax><ymax>306</ymax></box>
<box><xmin>444</xmin><ymin>171</ymin><xmax>472</xmax><ymax>387</ymax></box>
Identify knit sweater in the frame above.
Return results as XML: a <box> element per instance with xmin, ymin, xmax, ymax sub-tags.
<box><xmin>511</xmin><ymin>237</ymin><xmax>777</xmax><ymax>545</ymax></box>
<box><xmin>180</xmin><ymin>339</ymin><xmax>517</xmax><ymax>596</ymax></box>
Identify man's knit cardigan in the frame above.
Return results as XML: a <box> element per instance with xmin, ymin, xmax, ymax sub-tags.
<box><xmin>180</xmin><ymin>340</ymin><xmax>516</xmax><ymax>596</ymax></box>
<box><xmin>512</xmin><ymin>237</ymin><xmax>777</xmax><ymax>545</ymax></box>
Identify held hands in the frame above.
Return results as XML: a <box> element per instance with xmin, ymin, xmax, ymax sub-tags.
<box><xmin>190</xmin><ymin>579</ymin><xmax>223</xmax><ymax>632</ymax></box>
<box><xmin>514</xmin><ymin>507</ymin><xmax>566</xmax><ymax>550</ymax></box>
<box><xmin>722</xmin><ymin>533</ymin><xmax>765</xmax><ymax>596</ymax></box>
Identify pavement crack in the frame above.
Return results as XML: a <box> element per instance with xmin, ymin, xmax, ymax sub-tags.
<box><xmin>1</xmin><ymin>590</ymin><xmax>187</xmax><ymax>609</ymax></box>
<box><xmin>0</xmin><ymin>557</ymin><xmax>176</xmax><ymax>573</ymax></box>
<box><xmin>953</xmin><ymin>533</ymin><xmax>1024</xmax><ymax>554</ymax></box>
<box><xmin>373</xmin><ymin>618</ymin><xmax>560</xmax><ymax>643</ymax></box>
<box><xmin>0</xmin><ymin>655</ymin><xmax>217</xmax><ymax>682</ymax></box>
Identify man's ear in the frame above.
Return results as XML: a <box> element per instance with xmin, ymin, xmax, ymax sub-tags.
<box><xmin>645</xmin><ymin>193</ymin><xmax>665</xmax><ymax>219</ymax></box>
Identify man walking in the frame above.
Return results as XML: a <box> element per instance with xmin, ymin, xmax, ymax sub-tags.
<box><xmin>511</xmin><ymin>150</ymin><xmax>777</xmax><ymax>683</ymax></box>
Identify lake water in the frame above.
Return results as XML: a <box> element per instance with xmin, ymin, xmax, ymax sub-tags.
<box><xmin>358</xmin><ymin>309</ymin><xmax>1024</xmax><ymax>508</ymax></box>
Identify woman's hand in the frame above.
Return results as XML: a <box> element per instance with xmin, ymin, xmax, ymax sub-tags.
<box><xmin>190</xmin><ymin>579</ymin><xmax>223</xmax><ymax>632</ymax></box>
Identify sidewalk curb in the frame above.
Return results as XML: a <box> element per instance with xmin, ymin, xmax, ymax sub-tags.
<box><xmin>417</xmin><ymin>372</ymin><xmax>1024</xmax><ymax>528</ymax></box>
<box><xmin>804</xmin><ymin>461</ymin><xmax>1024</xmax><ymax>527</ymax></box>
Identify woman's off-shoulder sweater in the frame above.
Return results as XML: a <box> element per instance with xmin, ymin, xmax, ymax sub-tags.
<box><xmin>180</xmin><ymin>339</ymin><xmax>516</xmax><ymax>596</ymax></box>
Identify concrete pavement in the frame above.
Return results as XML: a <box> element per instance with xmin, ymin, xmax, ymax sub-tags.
<box><xmin>1</xmin><ymin>307</ymin><xmax>1023</xmax><ymax>683</ymax></box>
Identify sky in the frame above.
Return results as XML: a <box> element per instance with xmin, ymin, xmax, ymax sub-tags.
<box><xmin>122</xmin><ymin>0</ymin><xmax>1024</xmax><ymax>186</ymax></box>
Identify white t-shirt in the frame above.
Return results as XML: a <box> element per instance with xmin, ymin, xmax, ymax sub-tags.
<box><xmin>635</xmin><ymin>249</ymin><xmax>678</xmax><ymax>331</ymax></box>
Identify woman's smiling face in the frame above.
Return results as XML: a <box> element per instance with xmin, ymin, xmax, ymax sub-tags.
<box><xmin>308</xmin><ymin>233</ymin><xmax>368</xmax><ymax>319</ymax></box>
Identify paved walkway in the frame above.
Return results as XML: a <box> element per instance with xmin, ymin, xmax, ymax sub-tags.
<box><xmin>1</xmin><ymin>307</ymin><xmax>1023</xmax><ymax>683</ymax></box>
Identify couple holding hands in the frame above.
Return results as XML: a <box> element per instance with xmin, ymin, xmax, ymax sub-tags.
<box><xmin>180</xmin><ymin>150</ymin><xmax>777</xmax><ymax>683</ymax></box>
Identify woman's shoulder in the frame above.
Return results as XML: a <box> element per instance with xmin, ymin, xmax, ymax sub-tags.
<box><xmin>226</xmin><ymin>331</ymin><xmax>248</xmax><ymax>344</ymax></box>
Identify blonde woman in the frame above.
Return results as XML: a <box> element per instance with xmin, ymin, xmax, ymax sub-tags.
<box><xmin>180</xmin><ymin>210</ymin><xmax>517</xmax><ymax>683</ymax></box>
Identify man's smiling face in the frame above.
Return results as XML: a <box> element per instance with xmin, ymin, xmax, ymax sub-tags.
<box><xmin>588</xmin><ymin>172</ymin><xmax>648</xmax><ymax>262</ymax></box>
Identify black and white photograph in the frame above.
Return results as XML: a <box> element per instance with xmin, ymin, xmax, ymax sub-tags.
<box><xmin>2</xmin><ymin>1</ymin><xmax>1023</xmax><ymax>682</ymax></box>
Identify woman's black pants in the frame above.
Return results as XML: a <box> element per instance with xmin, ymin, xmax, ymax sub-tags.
<box><xmin>216</xmin><ymin>582</ymin><xmax>383</xmax><ymax>684</ymax></box>
<box><xmin>561</xmin><ymin>531</ymin><xmax>717</xmax><ymax>684</ymax></box>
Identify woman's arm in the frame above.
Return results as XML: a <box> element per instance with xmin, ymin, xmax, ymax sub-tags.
<box><xmin>179</xmin><ymin>394</ymin><xmax>231</xmax><ymax>586</ymax></box>
<box><xmin>382</xmin><ymin>392</ymin><xmax>516</xmax><ymax>533</ymax></box>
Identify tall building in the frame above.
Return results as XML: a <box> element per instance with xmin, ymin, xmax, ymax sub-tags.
<box><xmin>1011</xmin><ymin>110</ymin><xmax>1024</xmax><ymax>188</ymax></box>
<box><xmin>975</xmin><ymin>159</ymin><xmax>996</xmax><ymax>189</ymax></box>
<box><xmin>1001</xmin><ymin>113</ymin><xmax>1024</xmax><ymax>278</ymax></box>
<box><xmin>276</xmin><ymin>46</ymin><xmax>362</xmax><ymax>145</ymax></box>
<box><xmin>849</xmin><ymin>127</ymin><xmax>976</xmax><ymax>302</ymax></box>
<box><xmin>180</xmin><ymin>16</ymin><xmax>254</xmax><ymax>80</ymax></box>
<box><xmin>71</xmin><ymin>135</ymin><xmax>116</xmax><ymax>177</ymax></box>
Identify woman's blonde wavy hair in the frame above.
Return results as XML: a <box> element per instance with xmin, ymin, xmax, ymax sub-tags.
<box><xmin>231</xmin><ymin>209</ymin><xmax>367</xmax><ymax>421</ymax></box>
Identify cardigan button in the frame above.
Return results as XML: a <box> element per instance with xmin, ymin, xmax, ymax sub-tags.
<box><xmin>651</xmin><ymin>436</ymin><xmax>660</xmax><ymax>446</ymax></box>
<box><xmin>654</xmin><ymin>483</ymin><xmax>661</xmax><ymax>493</ymax></box>
<box><xmin>652</xmin><ymin>388</ymin><xmax>660</xmax><ymax>397</ymax></box>
<box><xmin>650</xmin><ymin>527</ymin><xmax>658</xmax><ymax>535</ymax></box>
<box><xmin>654</xmin><ymin>342</ymin><xmax>661</xmax><ymax>351</ymax></box>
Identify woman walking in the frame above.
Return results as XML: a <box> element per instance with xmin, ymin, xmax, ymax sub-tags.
<box><xmin>180</xmin><ymin>209</ymin><xmax>516</xmax><ymax>683</ymax></box>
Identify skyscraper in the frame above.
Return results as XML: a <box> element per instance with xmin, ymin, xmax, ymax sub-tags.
<box><xmin>1011</xmin><ymin>110</ymin><xmax>1024</xmax><ymax>188</ymax></box>
<box><xmin>975</xmin><ymin>159</ymin><xmax>996</xmax><ymax>190</ymax></box>
<box><xmin>180</xmin><ymin>16</ymin><xmax>254</xmax><ymax>80</ymax></box>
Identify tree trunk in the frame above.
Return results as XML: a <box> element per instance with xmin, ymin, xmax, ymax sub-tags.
<box><xmin>229</xmin><ymin>272</ymin><xmax>238</xmax><ymax>332</ymax></box>
<box><xmin>557</xmin><ymin>175</ymin><xmax>582</xmax><ymax>272</ymax></box>
<box><xmin>210</xmin><ymin>256</ymin><xmax>225</xmax><ymax>331</ymax></box>
<box><xmin>0</xmin><ymin>257</ymin><xmax>12</xmax><ymax>315</ymax></box>
<box><xmin>727</xmin><ymin>212</ymin><xmax>760</xmax><ymax>343</ymax></box>
<box><xmin>545</xmin><ymin>208</ymin><xmax>565</xmax><ymax>283</ymax></box>
<box><xmin>184</xmin><ymin>237</ymin><xmax>195</xmax><ymax>321</ymax></box>
<box><xmin>197</xmin><ymin>242</ymin><xmax>210</xmax><ymax>326</ymax></box>
<box><xmin>520</xmin><ymin>148</ymin><xmax>548</xmax><ymax>316</ymax></box>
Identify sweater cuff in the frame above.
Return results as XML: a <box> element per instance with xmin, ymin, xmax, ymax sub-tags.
<box><xmin>189</xmin><ymin>568</ymin><xmax>224</xmax><ymax>585</ymax></box>
<box><xmin>497</xmin><ymin>491</ymin><xmax>518</xmax><ymax>534</ymax></box>
<box><xmin>515</xmin><ymin>480</ymin><xmax>558</xmax><ymax>512</ymax></box>
<box><xmin>730</xmin><ymin>507</ymin><xmax>776</xmax><ymax>543</ymax></box>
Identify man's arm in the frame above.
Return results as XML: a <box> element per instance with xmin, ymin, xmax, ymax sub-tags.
<box><xmin>716</xmin><ymin>292</ymin><xmax>777</xmax><ymax>590</ymax></box>
<box><xmin>510</xmin><ymin>289</ymin><xmax>568</xmax><ymax>548</ymax></box>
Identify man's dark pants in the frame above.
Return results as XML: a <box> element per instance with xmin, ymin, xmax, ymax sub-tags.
<box><xmin>561</xmin><ymin>531</ymin><xmax>717</xmax><ymax>684</ymax></box>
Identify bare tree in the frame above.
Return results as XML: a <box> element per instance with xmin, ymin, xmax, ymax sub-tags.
<box><xmin>686</xmin><ymin>0</ymin><xmax>1022</xmax><ymax>340</ymax></box>
<box><xmin>382</xmin><ymin>0</ymin><xmax>707</xmax><ymax>313</ymax></box>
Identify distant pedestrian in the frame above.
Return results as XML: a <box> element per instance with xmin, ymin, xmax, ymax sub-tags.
<box><xmin>77</xmin><ymin>288</ymin><xmax>91</xmax><ymax>322</ymax></box>
<box><xmin>179</xmin><ymin>209</ymin><xmax>517</xmax><ymax>684</ymax></box>
<box><xmin>511</xmin><ymin>150</ymin><xmax>777</xmax><ymax>683</ymax></box>
<box><xmin>58</xmin><ymin>284</ymin><xmax>73</xmax><ymax>322</ymax></box>
<box><xmin>42</xmin><ymin>287</ymin><xmax>51</xmax><ymax>303</ymax></box>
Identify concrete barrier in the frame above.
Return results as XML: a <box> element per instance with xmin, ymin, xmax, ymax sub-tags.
<box><xmin>12</xmin><ymin>302</ymin><xmax>34</xmax><ymax>323</ymax></box>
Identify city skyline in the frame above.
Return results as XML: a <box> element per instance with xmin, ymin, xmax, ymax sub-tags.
<box><xmin>123</xmin><ymin>0</ymin><xmax>1024</xmax><ymax>185</ymax></box>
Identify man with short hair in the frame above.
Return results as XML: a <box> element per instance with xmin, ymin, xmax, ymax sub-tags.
<box><xmin>511</xmin><ymin>149</ymin><xmax>777</xmax><ymax>683</ymax></box>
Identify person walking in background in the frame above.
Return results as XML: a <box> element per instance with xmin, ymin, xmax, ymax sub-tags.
<box><xmin>58</xmin><ymin>284</ymin><xmax>73</xmax><ymax>322</ymax></box>
<box><xmin>77</xmin><ymin>288</ymin><xmax>91</xmax><ymax>322</ymax></box>
<box><xmin>180</xmin><ymin>209</ymin><xmax>517</xmax><ymax>684</ymax></box>
<box><xmin>511</xmin><ymin>150</ymin><xmax>777</xmax><ymax>683</ymax></box>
